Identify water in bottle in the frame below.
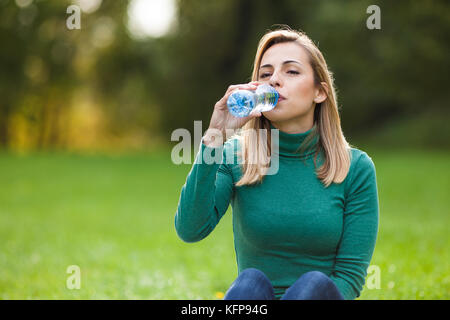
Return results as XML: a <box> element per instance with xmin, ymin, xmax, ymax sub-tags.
<box><xmin>227</xmin><ymin>84</ymin><xmax>279</xmax><ymax>118</ymax></box>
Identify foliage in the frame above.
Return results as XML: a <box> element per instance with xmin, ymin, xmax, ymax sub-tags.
<box><xmin>0</xmin><ymin>0</ymin><xmax>448</xmax><ymax>151</ymax></box>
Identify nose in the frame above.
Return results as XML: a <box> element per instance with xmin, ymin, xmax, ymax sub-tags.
<box><xmin>268</xmin><ymin>70</ymin><xmax>282</xmax><ymax>88</ymax></box>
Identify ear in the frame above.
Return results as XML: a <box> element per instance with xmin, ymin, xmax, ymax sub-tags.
<box><xmin>314</xmin><ymin>82</ymin><xmax>328</xmax><ymax>104</ymax></box>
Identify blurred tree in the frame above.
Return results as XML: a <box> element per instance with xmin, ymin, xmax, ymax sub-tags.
<box><xmin>0</xmin><ymin>1</ymin><xmax>81</xmax><ymax>149</ymax></box>
<box><xmin>0</xmin><ymin>0</ymin><xmax>448</xmax><ymax>151</ymax></box>
<box><xmin>150</xmin><ymin>0</ymin><xmax>449</xmax><ymax>147</ymax></box>
<box><xmin>147</xmin><ymin>0</ymin><xmax>316</xmax><ymax>136</ymax></box>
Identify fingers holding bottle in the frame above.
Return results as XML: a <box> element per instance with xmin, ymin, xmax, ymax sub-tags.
<box><xmin>204</xmin><ymin>82</ymin><xmax>263</xmax><ymax>147</ymax></box>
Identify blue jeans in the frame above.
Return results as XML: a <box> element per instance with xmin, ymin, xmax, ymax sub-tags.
<box><xmin>224</xmin><ymin>268</ymin><xmax>344</xmax><ymax>300</ymax></box>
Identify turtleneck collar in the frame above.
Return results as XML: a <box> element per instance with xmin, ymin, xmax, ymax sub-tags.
<box><xmin>270</xmin><ymin>122</ymin><xmax>320</xmax><ymax>159</ymax></box>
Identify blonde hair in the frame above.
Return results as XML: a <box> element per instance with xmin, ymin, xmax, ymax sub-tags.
<box><xmin>233</xmin><ymin>26</ymin><xmax>352</xmax><ymax>188</ymax></box>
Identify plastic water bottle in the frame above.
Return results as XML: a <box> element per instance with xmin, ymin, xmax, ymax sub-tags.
<box><xmin>227</xmin><ymin>84</ymin><xmax>279</xmax><ymax>118</ymax></box>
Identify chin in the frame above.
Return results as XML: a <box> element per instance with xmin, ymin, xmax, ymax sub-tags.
<box><xmin>263</xmin><ymin>103</ymin><xmax>312</xmax><ymax>122</ymax></box>
<box><xmin>262</xmin><ymin>108</ymin><xmax>290</xmax><ymax>122</ymax></box>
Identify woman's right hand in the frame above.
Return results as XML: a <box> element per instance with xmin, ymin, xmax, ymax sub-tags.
<box><xmin>203</xmin><ymin>81</ymin><xmax>263</xmax><ymax>147</ymax></box>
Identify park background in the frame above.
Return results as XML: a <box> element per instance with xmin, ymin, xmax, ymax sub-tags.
<box><xmin>0</xmin><ymin>0</ymin><xmax>448</xmax><ymax>299</ymax></box>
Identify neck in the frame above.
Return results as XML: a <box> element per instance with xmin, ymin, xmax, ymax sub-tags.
<box><xmin>270</xmin><ymin>114</ymin><xmax>314</xmax><ymax>134</ymax></box>
<box><xmin>270</xmin><ymin>121</ymin><xmax>320</xmax><ymax>159</ymax></box>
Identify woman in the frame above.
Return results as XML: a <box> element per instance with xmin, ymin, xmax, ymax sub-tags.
<box><xmin>174</xmin><ymin>27</ymin><xmax>379</xmax><ymax>300</ymax></box>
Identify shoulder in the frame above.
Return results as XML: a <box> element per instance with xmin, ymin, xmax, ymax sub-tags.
<box><xmin>349</xmin><ymin>147</ymin><xmax>376</xmax><ymax>175</ymax></box>
<box><xmin>344</xmin><ymin>147</ymin><xmax>377</xmax><ymax>193</ymax></box>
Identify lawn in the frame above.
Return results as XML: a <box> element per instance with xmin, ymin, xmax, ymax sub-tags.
<box><xmin>0</xmin><ymin>147</ymin><xmax>448</xmax><ymax>299</ymax></box>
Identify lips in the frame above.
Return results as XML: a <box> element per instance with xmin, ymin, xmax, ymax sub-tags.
<box><xmin>278</xmin><ymin>94</ymin><xmax>286</xmax><ymax>102</ymax></box>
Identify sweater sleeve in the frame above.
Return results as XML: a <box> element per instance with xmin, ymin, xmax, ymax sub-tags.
<box><xmin>174</xmin><ymin>139</ymin><xmax>235</xmax><ymax>243</ymax></box>
<box><xmin>330</xmin><ymin>151</ymin><xmax>380</xmax><ymax>300</ymax></box>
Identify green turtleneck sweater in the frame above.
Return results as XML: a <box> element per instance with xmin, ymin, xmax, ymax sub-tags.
<box><xmin>174</xmin><ymin>124</ymin><xmax>379</xmax><ymax>300</ymax></box>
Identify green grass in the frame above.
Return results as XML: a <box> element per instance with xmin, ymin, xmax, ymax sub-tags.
<box><xmin>0</xmin><ymin>148</ymin><xmax>449</xmax><ymax>299</ymax></box>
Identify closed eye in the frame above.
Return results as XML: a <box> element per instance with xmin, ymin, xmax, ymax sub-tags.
<box><xmin>260</xmin><ymin>70</ymin><xmax>299</xmax><ymax>78</ymax></box>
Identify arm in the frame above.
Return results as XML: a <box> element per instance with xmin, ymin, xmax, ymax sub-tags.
<box><xmin>174</xmin><ymin>139</ymin><xmax>235</xmax><ymax>243</ymax></box>
<box><xmin>174</xmin><ymin>80</ymin><xmax>262</xmax><ymax>243</ymax></box>
<box><xmin>330</xmin><ymin>152</ymin><xmax>380</xmax><ymax>300</ymax></box>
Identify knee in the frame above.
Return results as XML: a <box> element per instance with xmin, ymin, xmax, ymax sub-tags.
<box><xmin>301</xmin><ymin>271</ymin><xmax>330</xmax><ymax>284</ymax></box>
<box><xmin>238</xmin><ymin>268</ymin><xmax>270</xmax><ymax>283</ymax></box>
<box><xmin>233</xmin><ymin>268</ymin><xmax>273</xmax><ymax>291</ymax></box>
<box><xmin>289</xmin><ymin>271</ymin><xmax>332</xmax><ymax>292</ymax></box>
<box><xmin>282</xmin><ymin>271</ymin><xmax>341</xmax><ymax>300</ymax></box>
<box><xmin>225</xmin><ymin>268</ymin><xmax>274</xmax><ymax>300</ymax></box>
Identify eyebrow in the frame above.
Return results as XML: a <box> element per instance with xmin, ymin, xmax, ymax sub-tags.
<box><xmin>259</xmin><ymin>60</ymin><xmax>303</xmax><ymax>69</ymax></box>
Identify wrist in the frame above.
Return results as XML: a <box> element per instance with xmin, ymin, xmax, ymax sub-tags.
<box><xmin>202</xmin><ymin>128</ymin><xmax>225</xmax><ymax>147</ymax></box>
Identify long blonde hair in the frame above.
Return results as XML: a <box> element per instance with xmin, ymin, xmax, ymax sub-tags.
<box><xmin>233</xmin><ymin>26</ymin><xmax>352</xmax><ymax>188</ymax></box>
